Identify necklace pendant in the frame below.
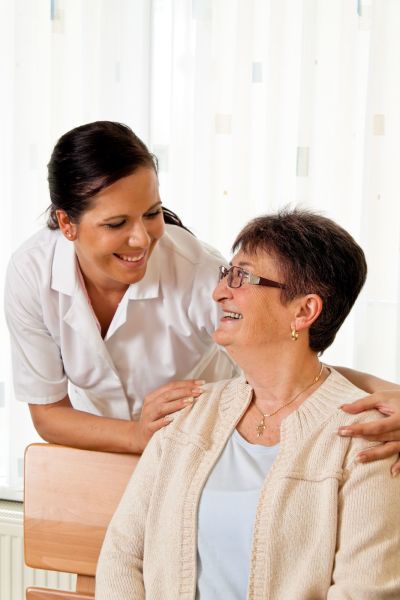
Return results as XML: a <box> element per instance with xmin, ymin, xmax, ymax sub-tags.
<box><xmin>256</xmin><ymin>422</ymin><xmax>265</xmax><ymax>437</ymax></box>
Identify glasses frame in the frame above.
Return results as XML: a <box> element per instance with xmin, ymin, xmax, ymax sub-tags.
<box><xmin>219</xmin><ymin>265</ymin><xmax>286</xmax><ymax>290</ymax></box>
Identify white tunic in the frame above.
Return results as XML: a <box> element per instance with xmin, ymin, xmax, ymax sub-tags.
<box><xmin>5</xmin><ymin>224</ymin><xmax>237</xmax><ymax>419</ymax></box>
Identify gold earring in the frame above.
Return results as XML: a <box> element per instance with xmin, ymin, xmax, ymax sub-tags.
<box><xmin>291</xmin><ymin>328</ymin><xmax>299</xmax><ymax>341</ymax></box>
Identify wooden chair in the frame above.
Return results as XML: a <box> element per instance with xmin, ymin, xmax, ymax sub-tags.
<box><xmin>24</xmin><ymin>443</ymin><xmax>139</xmax><ymax>599</ymax></box>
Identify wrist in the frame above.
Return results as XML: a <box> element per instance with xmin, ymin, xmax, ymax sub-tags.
<box><xmin>125</xmin><ymin>419</ymin><xmax>146</xmax><ymax>454</ymax></box>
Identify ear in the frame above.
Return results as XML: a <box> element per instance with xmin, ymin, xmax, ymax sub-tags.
<box><xmin>290</xmin><ymin>294</ymin><xmax>323</xmax><ymax>334</ymax></box>
<box><xmin>56</xmin><ymin>210</ymin><xmax>77</xmax><ymax>241</ymax></box>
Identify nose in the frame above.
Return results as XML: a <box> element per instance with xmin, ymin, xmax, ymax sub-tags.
<box><xmin>212</xmin><ymin>274</ymin><xmax>233</xmax><ymax>303</ymax></box>
<box><xmin>127</xmin><ymin>220</ymin><xmax>150</xmax><ymax>248</ymax></box>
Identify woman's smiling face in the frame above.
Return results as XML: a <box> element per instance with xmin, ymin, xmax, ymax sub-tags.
<box><xmin>62</xmin><ymin>167</ymin><xmax>165</xmax><ymax>292</ymax></box>
<box><xmin>212</xmin><ymin>250</ymin><xmax>291</xmax><ymax>356</ymax></box>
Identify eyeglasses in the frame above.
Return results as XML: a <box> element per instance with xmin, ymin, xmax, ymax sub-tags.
<box><xmin>218</xmin><ymin>265</ymin><xmax>286</xmax><ymax>290</ymax></box>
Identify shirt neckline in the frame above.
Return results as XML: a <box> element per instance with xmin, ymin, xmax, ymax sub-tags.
<box><xmin>233</xmin><ymin>428</ymin><xmax>280</xmax><ymax>455</ymax></box>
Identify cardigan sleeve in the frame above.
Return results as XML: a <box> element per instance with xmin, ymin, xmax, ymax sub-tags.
<box><xmin>327</xmin><ymin>452</ymin><xmax>400</xmax><ymax>599</ymax></box>
<box><xmin>95</xmin><ymin>432</ymin><xmax>162</xmax><ymax>600</ymax></box>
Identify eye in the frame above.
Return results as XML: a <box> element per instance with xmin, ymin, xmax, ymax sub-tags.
<box><xmin>104</xmin><ymin>220</ymin><xmax>126</xmax><ymax>229</ymax></box>
<box><xmin>144</xmin><ymin>208</ymin><xmax>162</xmax><ymax>219</ymax></box>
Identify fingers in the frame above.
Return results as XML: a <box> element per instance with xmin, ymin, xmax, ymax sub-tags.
<box><xmin>147</xmin><ymin>396</ymin><xmax>198</xmax><ymax>423</ymax></box>
<box><xmin>390</xmin><ymin>455</ymin><xmax>400</xmax><ymax>477</ymax></box>
<box><xmin>339</xmin><ymin>390</ymin><xmax>400</xmax><ymax>475</ymax></box>
<box><xmin>138</xmin><ymin>379</ymin><xmax>206</xmax><ymax>445</ymax></box>
<box><xmin>338</xmin><ymin>414</ymin><xmax>400</xmax><ymax>442</ymax></box>
<box><xmin>145</xmin><ymin>379</ymin><xmax>206</xmax><ymax>403</ymax></box>
<box><xmin>140</xmin><ymin>397</ymin><xmax>197</xmax><ymax>442</ymax></box>
<box><xmin>356</xmin><ymin>441</ymin><xmax>400</xmax><ymax>474</ymax></box>
<box><xmin>150</xmin><ymin>414</ymin><xmax>177</xmax><ymax>434</ymax></box>
<box><xmin>341</xmin><ymin>389</ymin><xmax>400</xmax><ymax>415</ymax></box>
<box><xmin>340</xmin><ymin>392</ymin><xmax>400</xmax><ymax>442</ymax></box>
<box><xmin>341</xmin><ymin>395</ymin><xmax>392</xmax><ymax>414</ymax></box>
<box><xmin>143</xmin><ymin>379</ymin><xmax>205</xmax><ymax>417</ymax></box>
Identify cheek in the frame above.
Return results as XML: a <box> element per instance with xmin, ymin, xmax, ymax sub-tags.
<box><xmin>148</xmin><ymin>216</ymin><xmax>165</xmax><ymax>241</ymax></box>
<box><xmin>99</xmin><ymin>232</ymin><xmax>123</xmax><ymax>253</ymax></box>
<box><xmin>146</xmin><ymin>218</ymin><xmax>165</xmax><ymax>257</ymax></box>
<box><xmin>245</xmin><ymin>294</ymin><xmax>280</xmax><ymax>338</ymax></box>
<box><xmin>245</xmin><ymin>314</ymin><xmax>265</xmax><ymax>340</ymax></box>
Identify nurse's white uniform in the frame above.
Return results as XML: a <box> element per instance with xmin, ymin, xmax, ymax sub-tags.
<box><xmin>5</xmin><ymin>224</ymin><xmax>237</xmax><ymax>419</ymax></box>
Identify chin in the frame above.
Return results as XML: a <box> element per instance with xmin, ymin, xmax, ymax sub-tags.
<box><xmin>110</xmin><ymin>265</ymin><xmax>148</xmax><ymax>287</ymax></box>
<box><xmin>126</xmin><ymin>269</ymin><xmax>147</xmax><ymax>285</ymax></box>
<box><xmin>212</xmin><ymin>329</ymin><xmax>230</xmax><ymax>347</ymax></box>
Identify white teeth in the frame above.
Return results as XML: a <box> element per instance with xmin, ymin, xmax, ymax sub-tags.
<box><xmin>117</xmin><ymin>253</ymin><xmax>144</xmax><ymax>263</ymax></box>
<box><xmin>224</xmin><ymin>311</ymin><xmax>243</xmax><ymax>319</ymax></box>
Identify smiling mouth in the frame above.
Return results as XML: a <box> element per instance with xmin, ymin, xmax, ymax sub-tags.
<box><xmin>114</xmin><ymin>252</ymin><xmax>146</xmax><ymax>263</ymax></box>
<box><xmin>223</xmin><ymin>311</ymin><xmax>243</xmax><ymax>320</ymax></box>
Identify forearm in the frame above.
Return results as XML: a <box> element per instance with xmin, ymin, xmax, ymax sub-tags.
<box><xmin>29</xmin><ymin>379</ymin><xmax>203</xmax><ymax>455</ymax></box>
<box><xmin>334</xmin><ymin>366</ymin><xmax>400</xmax><ymax>394</ymax></box>
<box><xmin>29</xmin><ymin>401</ymin><xmax>145</xmax><ymax>454</ymax></box>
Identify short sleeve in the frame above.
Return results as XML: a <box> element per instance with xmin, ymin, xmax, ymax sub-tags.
<box><xmin>4</xmin><ymin>256</ymin><xmax>68</xmax><ymax>404</ymax></box>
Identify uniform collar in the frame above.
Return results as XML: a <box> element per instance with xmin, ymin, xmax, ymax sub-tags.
<box><xmin>126</xmin><ymin>241</ymin><xmax>161</xmax><ymax>300</ymax></box>
<box><xmin>51</xmin><ymin>232</ymin><xmax>161</xmax><ymax>300</ymax></box>
<box><xmin>51</xmin><ymin>233</ymin><xmax>77</xmax><ymax>295</ymax></box>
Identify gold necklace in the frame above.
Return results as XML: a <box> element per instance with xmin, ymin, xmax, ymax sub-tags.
<box><xmin>253</xmin><ymin>362</ymin><xmax>324</xmax><ymax>437</ymax></box>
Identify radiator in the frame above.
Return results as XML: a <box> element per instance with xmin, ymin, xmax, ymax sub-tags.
<box><xmin>0</xmin><ymin>500</ymin><xmax>76</xmax><ymax>600</ymax></box>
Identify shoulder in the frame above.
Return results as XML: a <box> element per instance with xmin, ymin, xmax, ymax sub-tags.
<box><xmin>158</xmin><ymin>226</ymin><xmax>227</xmax><ymax>301</ymax></box>
<box><xmin>321</xmin><ymin>368</ymin><xmax>386</xmax><ymax>460</ymax></box>
<box><xmin>8</xmin><ymin>228</ymin><xmax>59</xmax><ymax>276</ymax></box>
<box><xmin>6</xmin><ymin>229</ymin><xmax>61</xmax><ymax>297</ymax></box>
<box><xmin>161</xmin><ymin>225</ymin><xmax>226</xmax><ymax>268</ymax></box>
<box><xmin>327</xmin><ymin>368</ymin><xmax>382</xmax><ymax>424</ymax></box>
<box><xmin>160</xmin><ymin>377</ymin><xmax>248</xmax><ymax>445</ymax></box>
<box><xmin>5</xmin><ymin>229</ymin><xmax>62</xmax><ymax>318</ymax></box>
<box><xmin>294</xmin><ymin>368</ymin><xmax>384</xmax><ymax>451</ymax></box>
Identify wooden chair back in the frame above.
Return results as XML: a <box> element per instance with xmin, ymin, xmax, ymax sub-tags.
<box><xmin>24</xmin><ymin>443</ymin><xmax>139</xmax><ymax>599</ymax></box>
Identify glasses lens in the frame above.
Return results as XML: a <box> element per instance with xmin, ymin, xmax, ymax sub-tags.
<box><xmin>219</xmin><ymin>266</ymin><xmax>243</xmax><ymax>288</ymax></box>
<box><xmin>229</xmin><ymin>266</ymin><xmax>243</xmax><ymax>288</ymax></box>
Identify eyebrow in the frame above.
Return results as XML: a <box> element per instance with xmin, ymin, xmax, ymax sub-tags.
<box><xmin>101</xmin><ymin>201</ymin><xmax>162</xmax><ymax>222</ymax></box>
<box><xmin>229</xmin><ymin>260</ymin><xmax>255</xmax><ymax>270</ymax></box>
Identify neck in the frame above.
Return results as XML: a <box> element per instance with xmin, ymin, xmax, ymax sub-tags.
<box><xmin>234</xmin><ymin>344</ymin><xmax>323</xmax><ymax>412</ymax></box>
<box><xmin>76</xmin><ymin>258</ymin><xmax>128</xmax><ymax>299</ymax></box>
<box><xmin>83</xmin><ymin>273</ymin><xmax>128</xmax><ymax>300</ymax></box>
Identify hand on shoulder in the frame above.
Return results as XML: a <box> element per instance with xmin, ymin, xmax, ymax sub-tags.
<box><xmin>339</xmin><ymin>389</ymin><xmax>400</xmax><ymax>476</ymax></box>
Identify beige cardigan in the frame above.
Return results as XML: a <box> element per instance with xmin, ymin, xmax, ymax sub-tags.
<box><xmin>96</xmin><ymin>369</ymin><xmax>400</xmax><ymax>599</ymax></box>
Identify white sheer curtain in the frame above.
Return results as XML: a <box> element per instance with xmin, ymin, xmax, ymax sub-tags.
<box><xmin>150</xmin><ymin>0</ymin><xmax>400</xmax><ymax>377</ymax></box>
<box><xmin>0</xmin><ymin>0</ymin><xmax>153</xmax><ymax>499</ymax></box>
<box><xmin>1</xmin><ymin>0</ymin><xmax>399</xmax><ymax>499</ymax></box>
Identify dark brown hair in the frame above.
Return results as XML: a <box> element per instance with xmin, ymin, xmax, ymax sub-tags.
<box><xmin>232</xmin><ymin>209</ymin><xmax>367</xmax><ymax>354</ymax></box>
<box><xmin>47</xmin><ymin>120</ymin><xmax>190</xmax><ymax>232</ymax></box>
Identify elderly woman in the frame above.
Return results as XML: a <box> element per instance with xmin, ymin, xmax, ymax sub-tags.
<box><xmin>96</xmin><ymin>210</ymin><xmax>400</xmax><ymax>599</ymax></box>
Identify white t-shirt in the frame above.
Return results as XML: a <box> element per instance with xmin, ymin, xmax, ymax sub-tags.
<box><xmin>5</xmin><ymin>224</ymin><xmax>237</xmax><ymax>419</ymax></box>
<box><xmin>197</xmin><ymin>430</ymin><xmax>279</xmax><ymax>600</ymax></box>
